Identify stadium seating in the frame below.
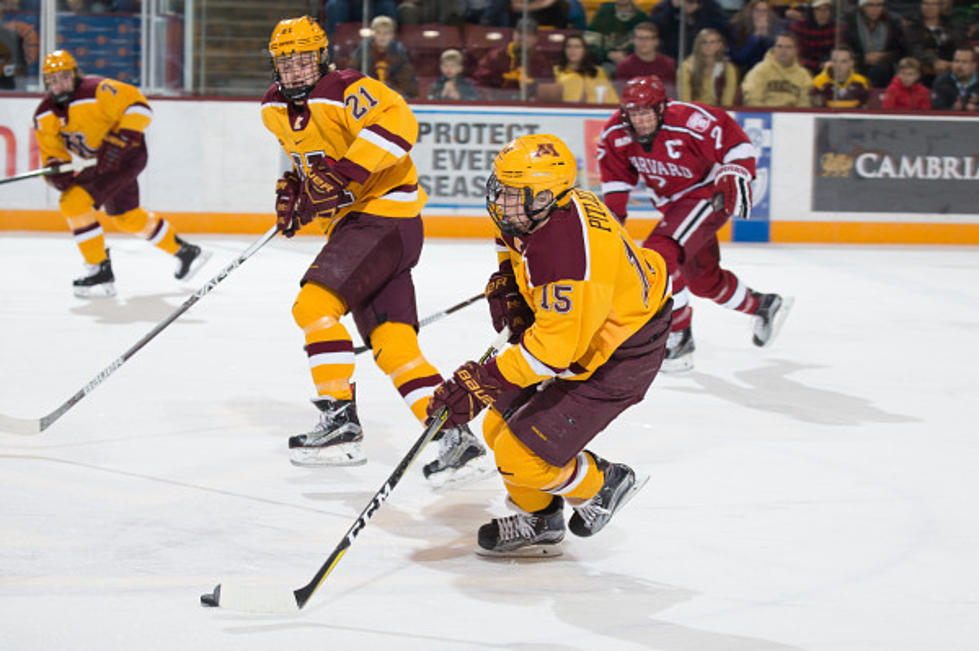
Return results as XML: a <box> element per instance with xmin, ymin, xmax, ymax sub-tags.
<box><xmin>398</xmin><ymin>23</ymin><xmax>463</xmax><ymax>77</ymax></box>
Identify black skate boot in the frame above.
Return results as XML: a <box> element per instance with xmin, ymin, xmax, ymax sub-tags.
<box><xmin>173</xmin><ymin>236</ymin><xmax>211</xmax><ymax>281</ymax></box>
<box><xmin>661</xmin><ymin>326</ymin><xmax>694</xmax><ymax>373</ymax></box>
<box><xmin>568</xmin><ymin>454</ymin><xmax>649</xmax><ymax>538</ymax></box>
<box><xmin>477</xmin><ymin>496</ymin><xmax>566</xmax><ymax>557</ymax></box>
<box><xmin>73</xmin><ymin>249</ymin><xmax>116</xmax><ymax>298</ymax></box>
<box><xmin>422</xmin><ymin>424</ymin><xmax>493</xmax><ymax>489</ymax></box>
<box><xmin>288</xmin><ymin>396</ymin><xmax>365</xmax><ymax>467</ymax></box>
<box><xmin>751</xmin><ymin>293</ymin><xmax>794</xmax><ymax>347</ymax></box>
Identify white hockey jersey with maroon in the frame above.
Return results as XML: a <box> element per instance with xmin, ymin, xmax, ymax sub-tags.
<box><xmin>596</xmin><ymin>100</ymin><xmax>757</xmax><ymax>219</ymax></box>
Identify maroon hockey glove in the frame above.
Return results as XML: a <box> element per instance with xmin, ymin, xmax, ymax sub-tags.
<box><xmin>96</xmin><ymin>129</ymin><xmax>142</xmax><ymax>175</ymax></box>
<box><xmin>46</xmin><ymin>160</ymin><xmax>75</xmax><ymax>192</ymax></box>
<box><xmin>427</xmin><ymin>361</ymin><xmax>506</xmax><ymax>428</ymax></box>
<box><xmin>485</xmin><ymin>269</ymin><xmax>534</xmax><ymax>344</ymax></box>
<box><xmin>712</xmin><ymin>164</ymin><xmax>753</xmax><ymax>219</ymax></box>
<box><xmin>302</xmin><ymin>159</ymin><xmax>349</xmax><ymax>222</ymax></box>
<box><xmin>275</xmin><ymin>170</ymin><xmax>303</xmax><ymax>237</ymax></box>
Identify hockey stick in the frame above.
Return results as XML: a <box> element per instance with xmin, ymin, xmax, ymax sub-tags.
<box><xmin>0</xmin><ymin>226</ymin><xmax>278</xmax><ymax>436</ymax></box>
<box><xmin>0</xmin><ymin>158</ymin><xmax>97</xmax><ymax>186</ymax></box>
<box><xmin>201</xmin><ymin>327</ymin><xmax>511</xmax><ymax>614</ymax></box>
<box><xmin>352</xmin><ymin>292</ymin><xmax>485</xmax><ymax>355</ymax></box>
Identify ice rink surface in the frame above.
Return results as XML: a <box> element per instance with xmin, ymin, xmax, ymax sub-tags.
<box><xmin>1</xmin><ymin>233</ymin><xmax>977</xmax><ymax>651</ymax></box>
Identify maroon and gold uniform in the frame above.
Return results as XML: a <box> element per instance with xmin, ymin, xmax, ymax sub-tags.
<box><xmin>33</xmin><ymin>73</ymin><xmax>186</xmax><ymax>269</ymax></box>
<box><xmin>263</xmin><ymin>61</ymin><xmax>445</xmax><ymax>425</ymax></box>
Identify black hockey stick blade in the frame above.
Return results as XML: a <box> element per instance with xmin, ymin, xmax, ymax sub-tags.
<box><xmin>352</xmin><ymin>292</ymin><xmax>484</xmax><ymax>355</ymax></box>
<box><xmin>202</xmin><ymin>327</ymin><xmax>510</xmax><ymax>614</ymax></box>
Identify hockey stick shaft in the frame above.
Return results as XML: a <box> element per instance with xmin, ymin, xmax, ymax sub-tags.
<box><xmin>0</xmin><ymin>226</ymin><xmax>278</xmax><ymax>435</ymax></box>
<box><xmin>0</xmin><ymin>158</ymin><xmax>96</xmax><ymax>185</ymax></box>
<box><xmin>203</xmin><ymin>327</ymin><xmax>511</xmax><ymax>614</ymax></box>
<box><xmin>352</xmin><ymin>292</ymin><xmax>485</xmax><ymax>355</ymax></box>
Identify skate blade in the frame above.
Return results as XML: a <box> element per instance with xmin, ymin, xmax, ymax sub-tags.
<box><xmin>476</xmin><ymin>543</ymin><xmax>564</xmax><ymax>559</ymax></box>
<box><xmin>660</xmin><ymin>354</ymin><xmax>693</xmax><ymax>374</ymax></box>
<box><xmin>754</xmin><ymin>296</ymin><xmax>795</xmax><ymax>348</ymax></box>
<box><xmin>289</xmin><ymin>441</ymin><xmax>366</xmax><ymax>467</ymax></box>
<box><xmin>618</xmin><ymin>472</ymin><xmax>650</xmax><ymax>515</ymax></box>
<box><xmin>427</xmin><ymin>453</ymin><xmax>496</xmax><ymax>490</ymax></box>
<box><xmin>73</xmin><ymin>283</ymin><xmax>116</xmax><ymax>298</ymax></box>
<box><xmin>177</xmin><ymin>249</ymin><xmax>213</xmax><ymax>283</ymax></box>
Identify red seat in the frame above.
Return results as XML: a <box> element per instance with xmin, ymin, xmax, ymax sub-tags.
<box><xmin>463</xmin><ymin>24</ymin><xmax>513</xmax><ymax>71</ymax></box>
<box><xmin>399</xmin><ymin>23</ymin><xmax>463</xmax><ymax>76</ymax></box>
<box><xmin>536</xmin><ymin>28</ymin><xmax>575</xmax><ymax>60</ymax></box>
<box><xmin>332</xmin><ymin>22</ymin><xmax>368</xmax><ymax>69</ymax></box>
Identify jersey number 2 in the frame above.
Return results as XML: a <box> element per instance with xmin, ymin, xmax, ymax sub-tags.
<box><xmin>345</xmin><ymin>87</ymin><xmax>378</xmax><ymax>120</ymax></box>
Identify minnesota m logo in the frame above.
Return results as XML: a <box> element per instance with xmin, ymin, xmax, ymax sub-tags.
<box><xmin>535</xmin><ymin>143</ymin><xmax>560</xmax><ymax>157</ymax></box>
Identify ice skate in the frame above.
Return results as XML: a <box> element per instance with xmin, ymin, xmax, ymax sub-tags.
<box><xmin>423</xmin><ymin>423</ymin><xmax>494</xmax><ymax>489</ymax></box>
<box><xmin>751</xmin><ymin>293</ymin><xmax>794</xmax><ymax>347</ymax></box>
<box><xmin>568</xmin><ymin>455</ymin><xmax>649</xmax><ymax>538</ymax></box>
<box><xmin>173</xmin><ymin>237</ymin><xmax>211</xmax><ymax>281</ymax></box>
<box><xmin>288</xmin><ymin>396</ymin><xmax>365</xmax><ymax>467</ymax></box>
<box><xmin>73</xmin><ymin>250</ymin><xmax>116</xmax><ymax>298</ymax></box>
<box><xmin>661</xmin><ymin>326</ymin><xmax>694</xmax><ymax>373</ymax></box>
<box><xmin>476</xmin><ymin>496</ymin><xmax>566</xmax><ymax>558</ymax></box>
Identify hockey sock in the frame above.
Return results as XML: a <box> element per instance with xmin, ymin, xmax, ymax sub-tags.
<box><xmin>371</xmin><ymin>321</ymin><xmax>443</xmax><ymax>423</ymax></box>
<box><xmin>62</xmin><ymin>188</ymin><xmax>106</xmax><ymax>265</ymax></box>
<box><xmin>703</xmin><ymin>270</ymin><xmax>760</xmax><ymax>315</ymax></box>
<box><xmin>292</xmin><ymin>282</ymin><xmax>354</xmax><ymax>401</ymax></box>
<box><xmin>113</xmin><ymin>208</ymin><xmax>180</xmax><ymax>255</ymax></box>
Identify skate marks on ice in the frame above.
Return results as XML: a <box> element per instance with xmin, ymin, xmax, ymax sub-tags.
<box><xmin>664</xmin><ymin>360</ymin><xmax>918</xmax><ymax>426</ymax></box>
<box><xmin>69</xmin><ymin>291</ymin><xmax>207</xmax><ymax>326</ymax></box>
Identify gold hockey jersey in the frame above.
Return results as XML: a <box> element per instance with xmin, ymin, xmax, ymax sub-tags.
<box><xmin>32</xmin><ymin>76</ymin><xmax>152</xmax><ymax>166</ymax></box>
<box><xmin>492</xmin><ymin>189</ymin><xmax>671</xmax><ymax>388</ymax></box>
<box><xmin>261</xmin><ymin>68</ymin><xmax>427</xmax><ymax>233</ymax></box>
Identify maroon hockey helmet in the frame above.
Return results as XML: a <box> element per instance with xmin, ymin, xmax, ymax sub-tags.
<box><xmin>620</xmin><ymin>76</ymin><xmax>668</xmax><ymax>145</ymax></box>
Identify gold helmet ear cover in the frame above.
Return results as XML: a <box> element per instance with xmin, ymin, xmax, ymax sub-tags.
<box><xmin>268</xmin><ymin>16</ymin><xmax>330</xmax><ymax>101</ymax></box>
<box><xmin>486</xmin><ymin>134</ymin><xmax>577</xmax><ymax>236</ymax></box>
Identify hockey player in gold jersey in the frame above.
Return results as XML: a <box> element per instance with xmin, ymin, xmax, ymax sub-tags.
<box><xmin>428</xmin><ymin>133</ymin><xmax>672</xmax><ymax>554</ymax></box>
<box><xmin>263</xmin><ymin>16</ymin><xmax>489</xmax><ymax>483</ymax></box>
<box><xmin>33</xmin><ymin>50</ymin><xmax>209</xmax><ymax>298</ymax></box>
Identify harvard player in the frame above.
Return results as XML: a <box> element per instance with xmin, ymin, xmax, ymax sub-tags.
<box><xmin>427</xmin><ymin>134</ymin><xmax>669</xmax><ymax>555</ymax></box>
<box><xmin>33</xmin><ymin>50</ymin><xmax>209</xmax><ymax>297</ymax></box>
<box><xmin>597</xmin><ymin>75</ymin><xmax>792</xmax><ymax>371</ymax></box>
<box><xmin>263</xmin><ymin>16</ymin><xmax>490</xmax><ymax>484</ymax></box>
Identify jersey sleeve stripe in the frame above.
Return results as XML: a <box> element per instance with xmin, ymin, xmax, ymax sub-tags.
<box><xmin>601</xmin><ymin>181</ymin><xmax>634</xmax><ymax>193</ymax></box>
<box><xmin>518</xmin><ymin>342</ymin><xmax>565</xmax><ymax>376</ymax></box>
<box><xmin>380</xmin><ymin>184</ymin><xmax>420</xmax><ymax>202</ymax></box>
<box><xmin>124</xmin><ymin>104</ymin><xmax>152</xmax><ymax>118</ymax></box>
<box><xmin>669</xmin><ymin>100</ymin><xmax>717</xmax><ymax>121</ymax></box>
<box><xmin>662</xmin><ymin>124</ymin><xmax>704</xmax><ymax>140</ymax></box>
<box><xmin>360</xmin><ymin>125</ymin><xmax>410</xmax><ymax>158</ymax></box>
<box><xmin>723</xmin><ymin>142</ymin><xmax>758</xmax><ymax>164</ymax></box>
<box><xmin>334</xmin><ymin>158</ymin><xmax>371</xmax><ymax>184</ymax></box>
<box><xmin>308</xmin><ymin>97</ymin><xmax>344</xmax><ymax>109</ymax></box>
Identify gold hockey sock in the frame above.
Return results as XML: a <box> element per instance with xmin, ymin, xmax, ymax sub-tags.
<box><xmin>113</xmin><ymin>208</ymin><xmax>179</xmax><ymax>255</ymax></box>
<box><xmin>371</xmin><ymin>321</ymin><xmax>443</xmax><ymax>423</ymax></box>
<box><xmin>292</xmin><ymin>282</ymin><xmax>354</xmax><ymax>401</ymax></box>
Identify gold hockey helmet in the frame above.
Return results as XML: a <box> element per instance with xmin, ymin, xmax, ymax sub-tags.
<box><xmin>268</xmin><ymin>16</ymin><xmax>330</xmax><ymax>101</ymax></box>
<box><xmin>42</xmin><ymin>50</ymin><xmax>80</xmax><ymax>105</ymax></box>
<box><xmin>486</xmin><ymin>134</ymin><xmax>577</xmax><ymax>236</ymax></box>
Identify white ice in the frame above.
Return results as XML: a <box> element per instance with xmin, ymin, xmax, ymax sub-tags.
<box><xmin>1</xmin><ymin>233</ymin><xmax>978</xmax><ymax>650</ymax></box>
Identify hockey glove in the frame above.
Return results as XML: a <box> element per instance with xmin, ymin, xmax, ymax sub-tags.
<box><xmin>427</xmin><ymin>361</ymin><xmax>506</xmax><ymax>428</ymax></box>
<box><xmin>46</xmin><ymin>160</ymin><xmax>76</xmax><ymax>192</ymax></box>
<box><xmin>712</xmin><ymin>164</ymin><xmax>753</xmax><ymax>220</ymax></box>
<box><xmin>275</xmin><ymin>170</ymin><xmax>303</xmax><ymax>237</ymax></box>
<box><xmin>485</xmin><ymin>269</ymin><xmax>534</xmax><ymax>344</ymax></box>
<box><xmin>96</xmin><ymin>129</ymin><xmax>143</xmax><ymax>175</ymax></box>
<box><xmin>302</xmin><ymin>159</ymin><xmax>350</xmax><ymax>222</ymax></box>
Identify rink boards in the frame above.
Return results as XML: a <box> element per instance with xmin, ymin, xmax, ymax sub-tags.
<box><xmin>1</xmin><ymin>97</ymin><xmax>977</xmax><ymax>244</ymax></box>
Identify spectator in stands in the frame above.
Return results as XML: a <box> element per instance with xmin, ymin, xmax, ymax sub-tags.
<box><xmin>1</xmin><ymin>0</ymin><xmax>37</xmax><ymax>83</ymax></box>
<box><xmin>322</xmin><ymin>0</ymin><xmax>397</xmax><ymax>37</ymax></box>
<box><xmin>553</xmin><ymin>32</ymin><xmax>619</xmax><ymax>103</ymax></box>
<box><xmin>728</xmin><ymin>0</ymin><xmax>784</xmax><ymax>75</ymax></box>
<box><xmin>397</xmin><ymin>1</ymin><xmax>467</xmax><ymax>25</ymax></box>
<box><xmin>903</xmin><ymin>0</ymin><xmax>965</xmax><ymax>87</ymax></box>
<box><xmin>842</xmin><ymin>0</ymin><xmax>906</xmax><ymax>88</ymax></box>
<box><xmin>770</xmin><ymin>0</ymin><xmax>806</xmax><ymax>22</ymax></box>
<box><xmin>789</xmin><ymin>0</ymin><xmax>839</xmax><ymax>75</ymax></box>
<box><xmin>585</xmin><ymin>1</ymin><xmax>649</xmax><ymax>75</ymax></box>
<box><xmin>457</xmin><ymin>0</ymin><xmax>510</xmax><ymax>26</ymax></box>
<box><xmin>350</xmin><ymin>15</ymin><xmax>419</xmax><ymax>98</ymax></box>
<box><xmin>741</xmin><ymin>31</ymin><xmax>813</xmax><ymax>106</ymax></box>
<box><xmin>0</xmin><ymin>23</ymin><xmax>17</xmax><ymax>89</ymax></box>
<box><xmin>428</xmin><ymin>48</ymin><xmax>480</xmax><ymax>100</ymax></box>
<box><xmin>678</xmin><ymin>27</ymin><xmax>738</xmax><ymax>105</ymax></box>
<box><xmin>650</xmin><ymin>0</ymin><xmax>730</xmax><ymax>61</ymax></box>
<box><xmin>509</xmin><ymin>0</ymin><xmax>570</xmax><ymax>28</ymax></box>
<box><xmin>614</xmin><ymin>22</ymin><xmax>677</xmax><ymax>87</ymax></box>
<box><xmin>881</xmin><ymin>56</ymin><xmax>932</xmax><ymax>108</ymax></box>
<box><xmin>811</xmin><ymin>44</ymin><xmax>871</xmax><ymax>107</ymax></box>
<box><xmin>473</xmin><ymin>16</ymin><xmax>555</xmax><ymax>98</ymax></box>
<box><xmin>931</xmin><ymin>46</ymin><xmax>979</xmax><ymax>109</ymax></box>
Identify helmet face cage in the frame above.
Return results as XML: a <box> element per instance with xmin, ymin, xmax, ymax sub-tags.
<box><xmin>268</xmin><ymin>16</ymin><xmax>330</xmax><ymax>101</ymax></box>
<box><xmin>486</xmin><ymin>174</ymin><xmax>560</xmax><ymax>237</ymax></box>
